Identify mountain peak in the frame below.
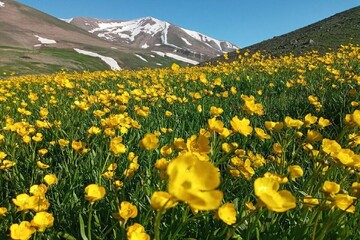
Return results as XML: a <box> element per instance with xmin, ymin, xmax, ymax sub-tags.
<box><xmin>70</xmin><ymin>16</ymin><xmax>239</xmax><ymax>62</ymax></box>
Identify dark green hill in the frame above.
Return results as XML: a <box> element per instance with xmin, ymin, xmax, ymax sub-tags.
<box><xmin>205</xmin><ymin>6</ymin><xmax>360</xmax><ymax>64</ymax></box>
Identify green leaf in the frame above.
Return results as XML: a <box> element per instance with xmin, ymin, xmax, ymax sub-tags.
<box><xmin>79</xmin><ymin>214</ymin><xmax>88</xmax><ymax>240</ymax></box>
<box><xmin>57</xmin><ymin>232</ymin><xmax>77</xmax><ymax>240</ymax></box>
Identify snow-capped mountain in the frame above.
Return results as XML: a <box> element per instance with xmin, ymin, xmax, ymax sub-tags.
<box><xmin>68</xmin><ymin>17</ymin><xmax>239</xmax><ymax>62</ymax></box>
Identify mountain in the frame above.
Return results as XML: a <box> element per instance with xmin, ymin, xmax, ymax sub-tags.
<box><xmin>1</xmin><ymin>0</ymin><xmax>219</xmax><ymax>75</ymax></box>
<box><xmin>68</xmin><ymin>17</ymin><xmax>239</xmax><ymax>63</ymax></box>
<box><xmin>206</xmin><ymin>6</ymin><xmax>360</xmax><ymax>65</ymax></box>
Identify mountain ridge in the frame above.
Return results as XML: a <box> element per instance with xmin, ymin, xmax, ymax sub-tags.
<box><xmin>68</xmin><ymin>16</ymin><xmax>239</xmax><ymax>63</ymax></box>
<box><xmin>0</xmin><ymin>0</ymin><xmax>239</xmax><ymax>74</ymax></box>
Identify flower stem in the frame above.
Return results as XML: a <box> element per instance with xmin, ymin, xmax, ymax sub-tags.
<box><xmin>88</xmin><ymin>204</ymin><xmax>94</xmax><ymax>240</ymax></box>
<box><xmin>154</xmin><ymin>210</ymin><xmax>165</xmax><ymax>240</ymax></box>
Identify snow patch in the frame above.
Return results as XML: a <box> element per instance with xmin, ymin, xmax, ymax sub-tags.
<box><xmin>141</xmin><ymin>43</ymin><xmax>149</xmax><ymax>49</ymax></box>
<box><xmin>34</xmin><ymin>35</ymin><xmax>56</xmax><ymax>45</ymax></box>
<box><xmin>160</xmin><ymin>22</ymin><xmax>181</xmax><ymax>49</ymax></box>
<box><xmin>151</xmin><ymin>51</ymin><xmax>165</xmax><ymax>57</ymax></box>
<box><xmin>156</xmin><ymin>63</ymin><xmax>162</xmax><ymax>66</ymax></box>
<box><xmin>135</xmin><ymin>54</ymin><xmax>148</xmax><ymax>62</ymax></box>
<box><xmin>150</xmin><ymin>55</ymin><xmax>155</xmax><ymax>58</ymax></box>
<box><xmin>60</xmin><ymin>18</ymin><xmax>73</xmax><ymax>23</ymax></box>
<box><xmin>90</xmin><ymin>17</ymin><xmax>166</xmax><ymax>42</ymax></box>
<box><xmin>181</xmin><ymin>37</ymin><xmax>192</xmax><ymax>46</ymax></box>
<box><xmin>181</xmin><ymin>28</ymin><xmax>238</xmax><ymax>52</ymax></box>
<box><xmin>151</xmin><ymin>51</ymin><xmax>198</xmax><ymax>65</ymax></box>
<box><xmin>0</xmin><ymin>1</ymin><xmax>5</xmax><ymax>7</ymax></box>
<box><xmin>74</xmin><ymin>48</ymin><xmax>121</xmax><ymax>70</ymax></box>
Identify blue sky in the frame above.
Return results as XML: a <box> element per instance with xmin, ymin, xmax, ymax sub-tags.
<box><xmin>16</xmin><ymin>0</ymin><xmax>360</xmax><ymax>47</ymax></box>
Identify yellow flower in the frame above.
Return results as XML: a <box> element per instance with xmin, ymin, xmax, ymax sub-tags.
<box><xmin>29</xmin><ymin>184</ymin><xmax>48</xmax><ymax>197</ymax></box>
<box><xmin>303</xmin><ymin>196</ymin><xmax>319</xmax><ymax>209</ymax></box>
<box><xmin>263</xmin><ymin>172</ymin><xmax>288</xmax><ymax>184</ymax></box>
<box><xmin>0</xmin><ymin>207</ymin><xmax>7</xmax><ymax>217</ymax></box>
<box><xmin>0</xmin><ymin>160</ymin><xmax>16</xmax><ymax>170</ymax></box>
<box><xmin>241</xmin><ymin>95</ymin><xmax>264</xmax><ymax>116</ymax></box>
<box><xmin>84</xmin><ymin>184</ymin><xmax>106</xmax><ymax>203</ymax></box>
<box><xmin>72</xmin><ymin>141</ymin><xmax>87</xmax><ymax>152</ymax></box>
<box><xmin>245</xmin><ymin>201</ymin><xmax>256</xmax><ymax>211</ymax></box>
<box><xmin>167</xmin><ymin>152</ymin><xmax>223</xmax><ymax>210</ymax></box>
<box><xmin>58</xmin><ymin>139</ymin><xmax>69</xmax><ymax>148</ymax></box>
<box><xmin>165</xmin><ymin>111</ymin><xmax>172</xmax><ymax>117</ymax></box>
<box><xmin>119</xmin><ymin>201</ymin><xmax>138</xmax><ymax>220</ymax></box>
<box><xmin>230</xmin><ymin>116</ymin><xmax>253</xmax><ymax>137</ymax></box>
<box><xmin>87</xmin><ymin>126</ymin><xmax>102</xmax><ymax>136</ymax></box>
<box><xmin>44</xmin><ymin>174</ymin><xmax>58</xmax><ymax>186</ymax></box>
<box><xmin>109</xmin><ymin>137</ymin><xmax>127</xmax><ymax>155</ymax></box>
<box><xmin>171</xmin><ymin>63</ymin><xmax>180</xmax><ymax>71</ymax></box>
<box><xmin>210</xmin><ymin>106</ymin><xmax>224</xmax><ymax>116</ymax></box>
<box><xmin>264</xmin><ymin>121</ymin><xmax>283</xmax><ymax>131</ymax></box>
<box><xmin>139</xmin><ymin>133</ymin><xmax>159</xmax><ymax>150</ymax></box>
<box><xmin>160</xmin><ymin>145</ymin><xmax>173</xmax><ymax>157</ymax></box>
<box><xmin>304</xmin><ymin>113</ymin><xmax>318</xmax><ymax>127</ymax></box>
<box><xmin>126</xmin><ymin>223</ymin><xmax>150</xmax><ymax>240</ymax></box>
<box><xmin>254</xmin><ymin>177</ymin><xmax>296</xmax><ymax>212</ymax></box>
<box><xmin>334</xmin><ymin>194</ymin><xmax>356</xmax><ymax>213</ymax></box>
<box><xmin>38</xmin><ymin>148</ymin><xmax>48</xmax><ymax>156</ymax></box>
<box><xmin>0</xmin><ymin>151</ymin><xmax>6</xmax><ymax>160</ymax></box>
<box><xmin>272</xmin><ymin>142</ymin><xmax>282</xmax><ymax>155</ymax></box>
<box><xmin>22</xmin><ymin>135</ymin><xmax>31</xmax><ymax>144</ymax></box>
<box><xmin>150</xmin><ymin>191</ymin><xmax>178</xmax><ymax>210</ymax></box>
<box><xmin>306</xmin><ymin>130</ymin><xmax>323</xmax><ymax>143</ymax></box>
<box><xmin>197</xmin><ymin>105</ymin><xmax>202</xmax><ymax>112</ymax></box>
<box><xmin>173</xmin><ymin>138</ymin><xmax>187</xmax><ymax>151</ymax></box>
<box><xmin>255</xmin><ymin>127</ymin><xmax>271</xmax><ymax>140</ymax></box>
<box><xmin>284</xmin><ymin>116</ymin><xmax>303</xmax><ymax>129</ymax></box>
<box><xmin>30</xmin><ymin>211</ymin><xmax>54</xmax><ymax>232</ymax></box>
<box><xmin>154</xmin><ymin>158</ymin><xmax>169</xmax><ymax>171</ymax></box>
<box><xmin>32</xmin><ymin>133</ymin><xmax>43</xmax><ymax>142</ymax></box>
<box><xmin>36</xmin><ymin>161</ymin><xmax>50</xmax><ymax>169</ymax></box>
<box><xmin>322</xmin><ymin>181</ymin><xmax>340</xmax><ymax>195</ymax></box>
<box><xmin>102</xmin><ymin>171</ymin><xmax>115</xmax><ymax>180</ymax></box>
<box><xmin>218</xmin><ymin>203</ymin><xmax>237</xmax><ymax>225</ymax></box>
<box><xmin>321</xmin><ymin>138</ymin><xmax>341</xmax><ymax>157</ymax></box>
<box><xmin>318</xmin><ymin>117</ymin><xmax>331</xmax><ymax>129</ymax></box>
<box><xmin>221</xmin><ymin>143</ymin><xmax>232</xmax><ymax>153</ymax></box>
<box><xmin>12</xmin><ymin>194</ymin><xmax>39</xmax><ymax>212</ymax></box>
<box><xmin>113</xmin><ymin>180</ymin><xmax>124</xmax><ymax>189</ymax></box>
<box><xmin>10</xmin><ymin>221</ymin><xmax>35</xmax><ymax>240</ymax></box>
<box><xmin>186</xmin><ymin>134</ymin><xmax>211</xmax><ymax>161</ymax></box>
<box><xmin>335</xmin><ymin>148</ymin><xmax>359</xmax><ymax>167</ymax></box>
<box><xmin>287</xmin><ymin>165</ymin><xmax>304</xmax><ymax>180</ymax></box>
<box><xmin>208</xmin><ymin>117</ymin><xmax>224</xmax><ymax>133</ymax></box>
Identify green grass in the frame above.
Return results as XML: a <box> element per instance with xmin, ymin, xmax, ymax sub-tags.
<box><xmin>0</xmin><ymin>44</ymin><xmax>359</xmax><ymax>240</ymax></box>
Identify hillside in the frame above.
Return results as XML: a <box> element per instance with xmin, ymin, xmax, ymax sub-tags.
<box><xmin>206</xmin><ymin>6</ymin><xmax>360</xmax><ymax>64</ymax></box>
<box><xmin>0</xmin><ymin>0</ymin><xmax>189</xmax><ymax>74</ymax></box>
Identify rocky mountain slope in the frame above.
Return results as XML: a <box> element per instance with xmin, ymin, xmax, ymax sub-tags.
<box><xmin>68</xmin><ymin>17</ymin><xmax>239</xmax><ymax>63</ymax></box>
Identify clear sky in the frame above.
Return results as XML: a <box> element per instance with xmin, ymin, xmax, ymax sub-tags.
<box><xmin>16</xmin><ymin>0</ymin><xmax>360</xmax><ymax>47</ymax></box>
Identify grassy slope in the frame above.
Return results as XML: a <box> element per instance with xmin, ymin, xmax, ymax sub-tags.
<box><xmin>0</xmin><ymin>45</ymin><xmax>188</xmax><ymax>75</ymax></box>
<box><xmin>205</xmin><ymin>6</ymin><xmax>360</xmax><ymax>65</ymax></box>
<box><xmin>0</xmin><ymin>1</ymin><xmax>187</xmax><ymax>75</ymax></box>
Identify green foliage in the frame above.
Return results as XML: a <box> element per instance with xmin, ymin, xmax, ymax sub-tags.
<box><xmin>0</xmin><ymin>45</ymin><xmax>359</xmax><ymax>239</ymax></box>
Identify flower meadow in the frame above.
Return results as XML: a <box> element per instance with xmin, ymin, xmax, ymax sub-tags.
<box><xmin>0</xmin><ymin>44</ymin><xmax>360</xmax><ymax>240</ymax></box>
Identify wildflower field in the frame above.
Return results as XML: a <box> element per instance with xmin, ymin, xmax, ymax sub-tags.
<box><xmin>0</xmin><ymin>44</ymin><xmax>360</xmax><ymax>240</ymax></box>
